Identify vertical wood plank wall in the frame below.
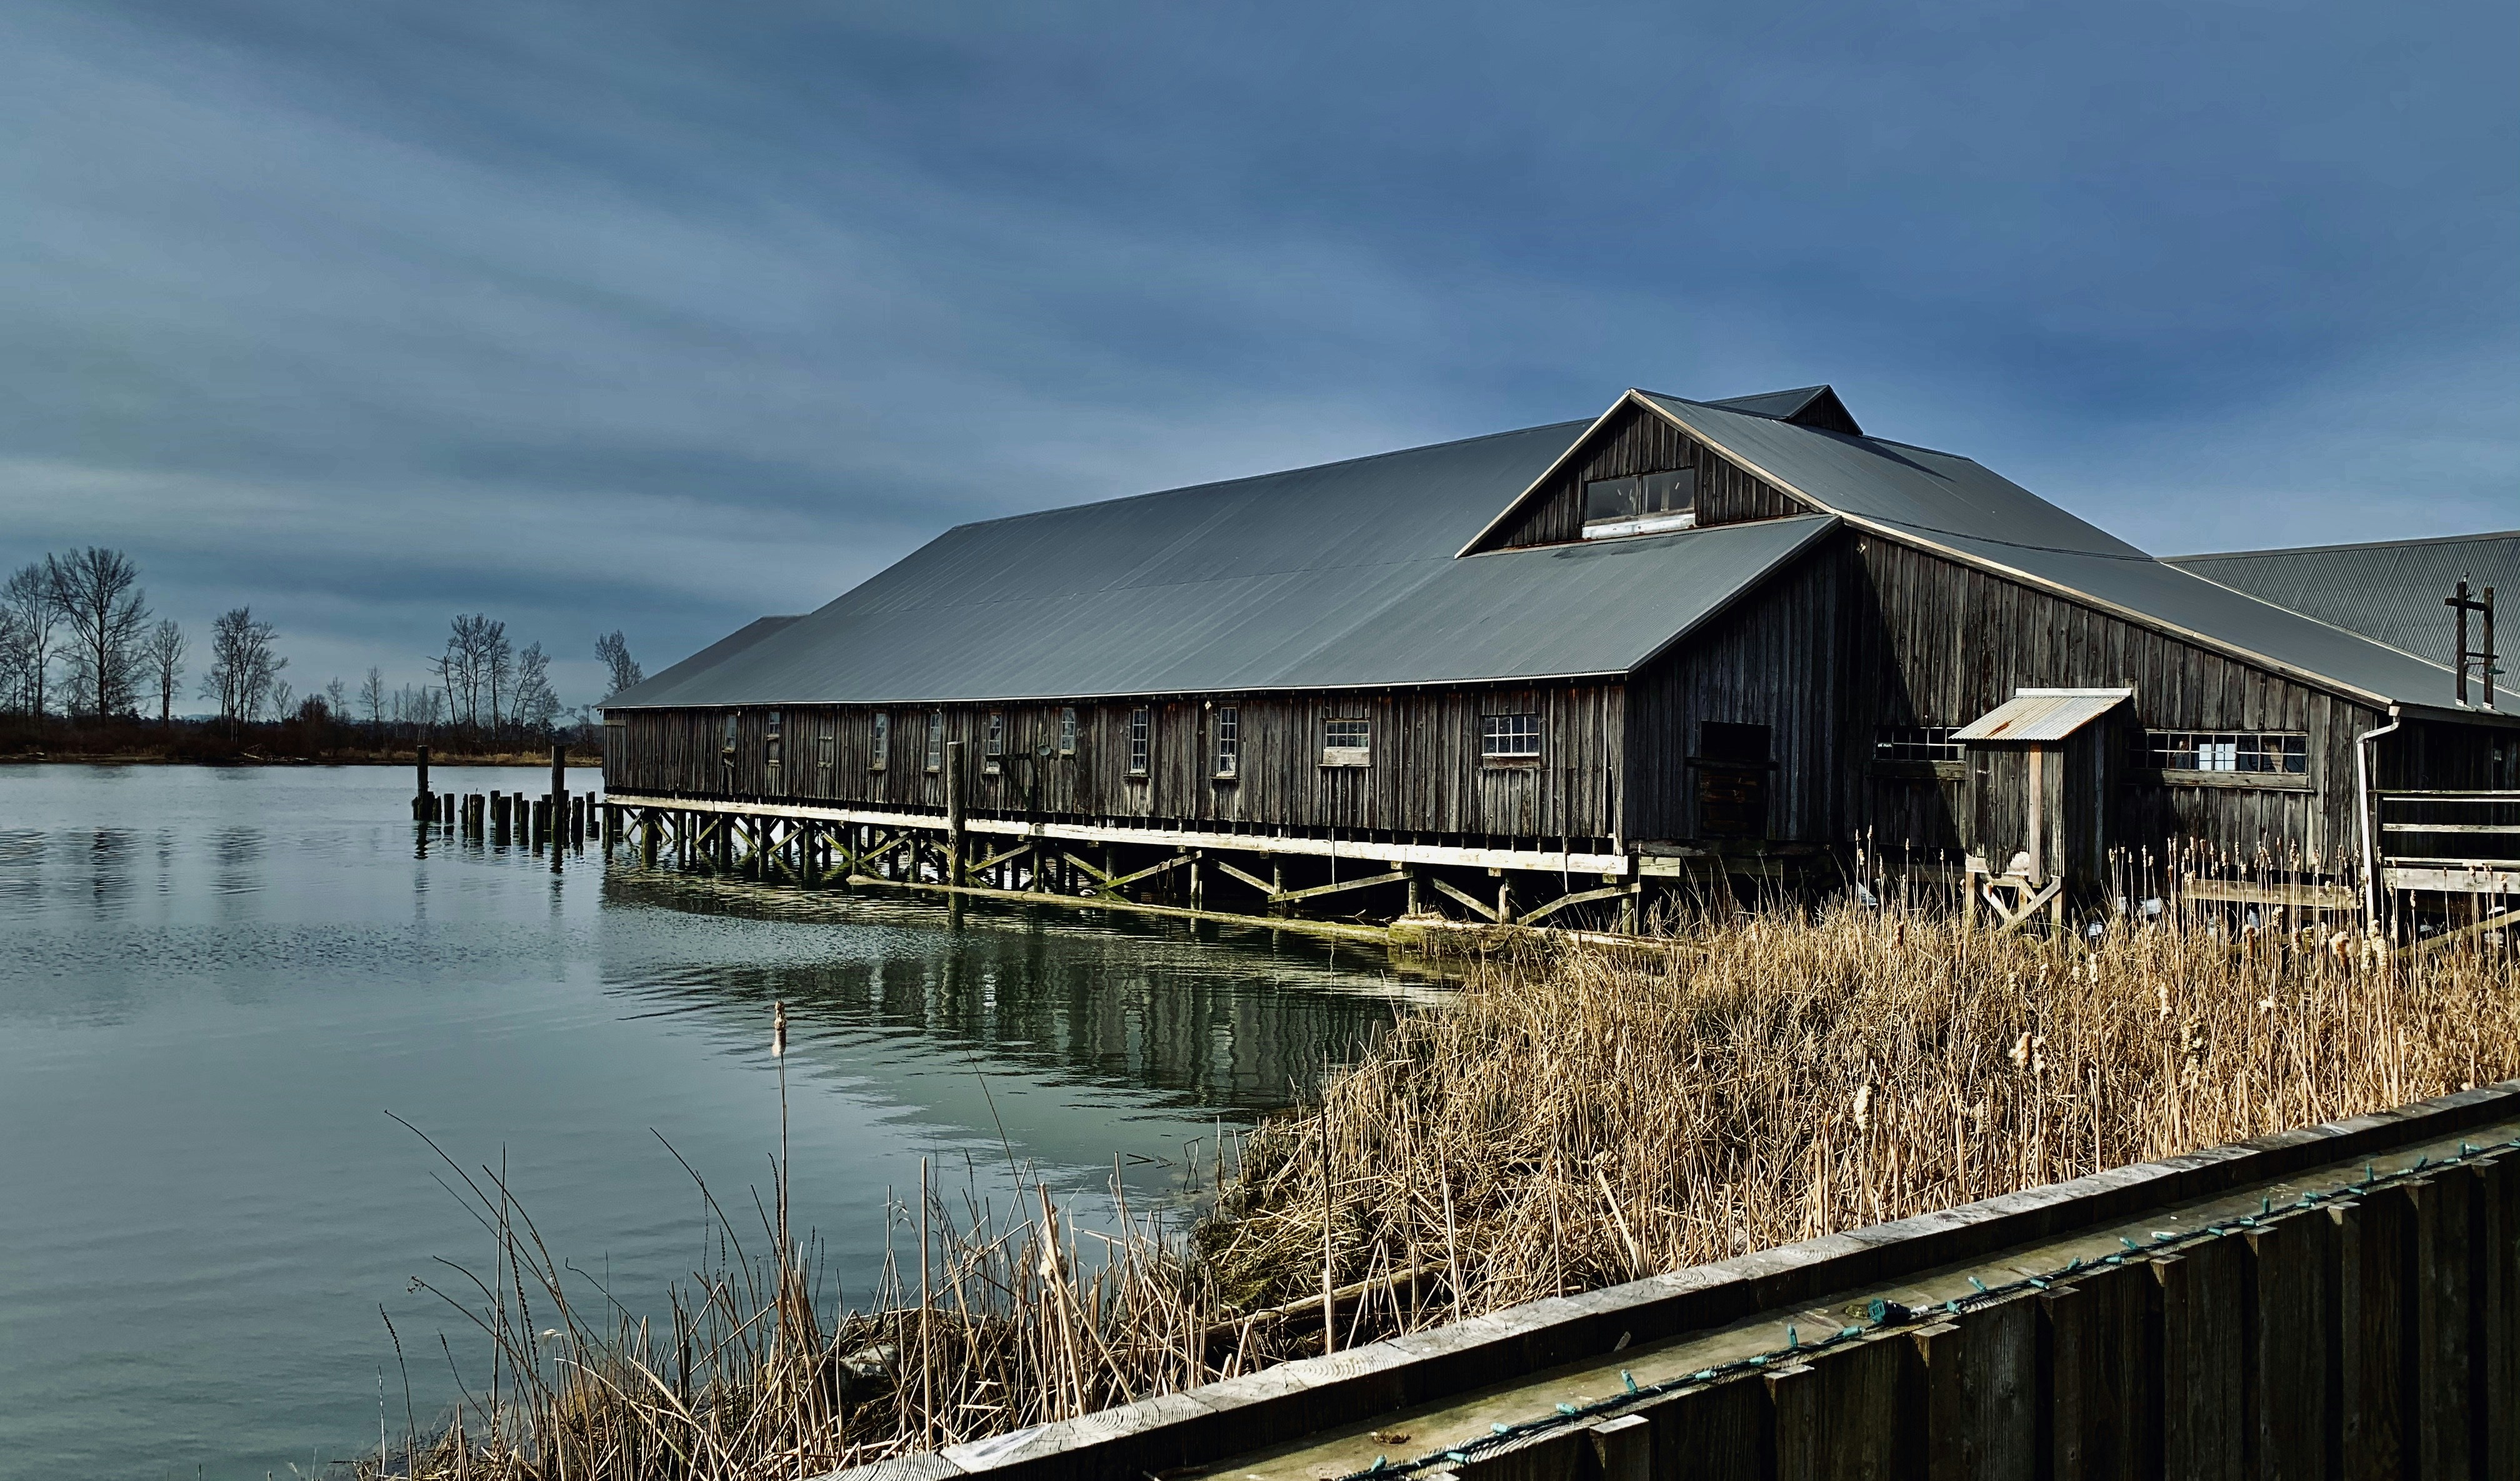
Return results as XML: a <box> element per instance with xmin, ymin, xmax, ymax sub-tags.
<box><xmin>604</xmin><ymin>685</ymin><xmax>1627</xmax><ymax>846</ymax></box>
<box><xmin>1847</xmin><ymin>534</ymin><xmax>2381</xmax><ymax>865</ymax></box>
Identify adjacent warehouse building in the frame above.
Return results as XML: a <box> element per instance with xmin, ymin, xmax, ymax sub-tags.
<box><xmin>602</xmin><ymin>386</ymin><xmax>2518</xmax><ymax>926</ymax></box>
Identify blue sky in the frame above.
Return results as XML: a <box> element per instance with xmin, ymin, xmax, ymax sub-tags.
<box><xmin>3</xmin><ymin>0</ymin><xmax>2513</xmax><ymax>706</ymax></box>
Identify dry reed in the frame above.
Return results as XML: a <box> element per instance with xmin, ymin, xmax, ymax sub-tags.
<box><xmin>369</xmin><ymin>904</ymin><xmax>2518</xmax><ymax>1480</ymax></box>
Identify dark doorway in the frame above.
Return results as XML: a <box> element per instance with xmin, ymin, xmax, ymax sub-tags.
<box><xmin>1696</xmin><ymin>721</ymin><xmax>1771</xmax><ymax>839</ymax></box>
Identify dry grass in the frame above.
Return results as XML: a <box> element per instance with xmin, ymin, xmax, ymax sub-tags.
<box><xmin>369</xmin><ymin>905</ymin><xmax>2519</xmax><ymax>1479</ymax></box>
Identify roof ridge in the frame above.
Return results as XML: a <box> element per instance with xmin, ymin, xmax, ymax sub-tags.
<box><xmin>2167</xmin><ymin>530</ymin><xmax>2520</xmax><ymax>563</ymax></box>
<box><xmin>936</xmin><ymin>416</ymin><xmax>1597</xmax><ymax>536</ymax></box>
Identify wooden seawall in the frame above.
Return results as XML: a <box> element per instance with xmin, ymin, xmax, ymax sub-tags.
<box><xmin>824</xmin><ymin>1082</ymin><xmax>2520</xmax><ymax>1481</ymax></box>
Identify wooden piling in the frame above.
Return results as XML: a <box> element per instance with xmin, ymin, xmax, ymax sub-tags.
<box><xmin>2039</xmin><ymin>1263</ymin><xmax>2157</xmax><ymax>1481</ymax></box>
<box><xmin>2244</xmin><ymin>1213</ymin><xmax>2338</xmax><ymax>1480</ymax></box>
<box><xmin>2404</xmin><ymin>1177</ymin><xmax>2474</xmax><ymax>1480</ymax></box>
<box><xmin>413</xmin><ymin>743</ymin><xmax>432</xmax><ymax>821</ymax></box>
<box><xmin>945</xmin><ymin>740</ymin><xmax>967</xmax><ymax>886</ymax></box>
<box><xmin>1766</xmin><ymin>1336</ymin><xmax>1921</xmax><ymax>1481</ymax></box>
<box><xmin>2153</xmin><ymin>1241</ymin><xmax>2246</xmax><ymax>1481</ymax></box>
<box><xmin>1913</xmin><ymin>1298</ymin><xmax>2034</xmax><ymax>1480</ymax></box>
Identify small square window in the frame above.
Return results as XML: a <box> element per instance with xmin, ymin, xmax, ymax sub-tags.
<box><xmin>983</xmin><ymin>713</ymin><xmax>1004</xmax><ymax>775</ymax></box>
<box><xmin>1322</xmin><ymin>717</ymin><xmax>1369</xmax><ymax>767</ymax></box>
<box><xmin>1481</xmin><ymin>713</ymin><xmax>1540</xmax><ymax>759</ymax></box>
<box><xmin>1128</xmin><ymin>708</ymin><xmax>1150</xmax><ymax>776</ymax></box>
<box><xmin>1058</xmin><ymin>706</ymin><xmax>1078</xmax><ymax>757</ymax></box>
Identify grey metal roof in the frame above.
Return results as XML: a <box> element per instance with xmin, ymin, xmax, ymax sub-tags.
<box><xmin>1628</xmin><ymin>391</ymin><xmax>2503</xmax><ymax>709</ymax></box>
<box><xmin>1953</xmin><ymin>688</ymin><xmax>2132</xmax><ymax>743</ymax></box>
<box><xmin>1704</xmin><ymin>384</ymin><xmax>1864</xmax><ymax>434</ymax></box>
<box><xmin>609</xmin><ymin>615</ymin><xmax>800</xmax><ymax>707</ymax></box>
<box><xmin>610</xmin><ymin>414</ymin><xmax>1840</xmax><ymax>708</ymax></box>
<box><xmin>2166</xmin><ymin>532</ymin><xmax>2520</xmax><ymax>685</ymax></box>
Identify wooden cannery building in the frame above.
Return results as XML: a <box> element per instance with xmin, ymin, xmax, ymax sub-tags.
<box><xmin>601</xmin><ymin>385</ymin><xmax>2519</xmax><ymax>928</ymax></box>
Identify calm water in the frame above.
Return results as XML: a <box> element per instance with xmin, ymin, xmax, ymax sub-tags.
<box><xmin>0</xmin><ymin>765</ymin><xmax>1421</xmax><ymax>1479</ymax></box>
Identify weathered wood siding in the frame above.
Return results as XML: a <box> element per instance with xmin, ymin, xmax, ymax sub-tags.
<box><xmin>605</xmin><ymin>684</ymin><xmax>1626</xmax><ymax>845</ymax></box>
<box><xmin>1623</xmin><ymin>535</ymin><xmax>1851</xmax><ymax>842</ymax></box>
<box><xmin>1846</xmin><ymin>534</ymin><xmax>2381</xmax><ymax>865</ymax></box>
<box><xmin>1479</xmin><ymin>400</ymin><xmax>1809</xmax><ymax>551</ymax></box>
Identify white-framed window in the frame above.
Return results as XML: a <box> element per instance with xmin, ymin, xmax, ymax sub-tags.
<box><xmin>1481</xmin><ymin>713</ymin><xmax>1541</xmax><ymax>760</ymax></box>
<box><xmin>984</xmin><ymin>712</ymin><xmax>1004</xmax><ymax>775</ymax></box>
<box><xmin>1581</xmin><ymin>465</ymin><xmax>1698</xmax><ymax>539</ymax></box>
<box><xmin>1873</xmin><ymin>725</ymin><xmax>1962</xmax><ymax>763</ymax></box>
<box><xmin>869</xmin><ymin>711</ymin><xmax>889</xmax><ymax>771</ymax></box>
<box><xmin>1058</xmin><ymin>706</ymin><xmax>1078</xmax><ymax>757</ymax></box>
<box><xmin>1321</xmin><ymin>716</ymin><xmax>1370</xmax><ymax>768</ymax></box>
<box><xmin>2137</xmin><ymin>730</ymin><xmax>2307</xmax><ymax>775</ymax></box>
<box><xmin>1214</xmin><ymin>706</ymin><xmax>1239</xmax><ymax>778</ymax></box>
<box><xmin>1128</xmin><ymin>708</ymin><xmax>1150</xmax><ymax>776</ymax></box>
<box><xmin>925</xmin><ymin>711</ymin><xmax>945</xmax><ymax>773</ymax></box>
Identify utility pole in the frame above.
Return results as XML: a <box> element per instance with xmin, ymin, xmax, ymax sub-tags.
<box><xmin>2448</xmin><ymin>580</ymin><xmax>2498</xmax><ymax>709</ymax></box>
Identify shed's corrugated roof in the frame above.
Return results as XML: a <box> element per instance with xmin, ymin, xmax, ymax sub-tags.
<box><xmin>609</xmin><ymin>420</ymin><xmax>1839</xmax><ymax>708</ymax></box>
<box><xmin>1631</xmin><ymin>392</ymin><xmax>2492</xmax><ymax>708</ymax></box>
<box><xmin>2166</xmin><ymin>533</ymin><xmax>2520</xmax><ymax>688</ymax></box>
<box><xmin>1953</xmin><ymin>688</ymin><xmax>2132</xmax><ymax>743</ymax></box>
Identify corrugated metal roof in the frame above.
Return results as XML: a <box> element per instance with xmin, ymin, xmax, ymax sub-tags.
<box><xmin>609</xmin><ymin>416</ymin><xmax>1841</xmax><ymax>708</ymax></box>
<box><xmin>1704</xmin><ymin>384</ymin><xmax>1863</xmax><ymax>434</ymax></box>
<box><xmin>1631</xmin><ymin>392</ymin><xmax>2499</xmax><ymax>708</ymax></box>
<box><xmin>609</xmin><ymin>616</ymin><xmax>800</xmax><ymax>708</ymax></box>
<box><xmin>2166</xmin><ymin>533</ymin><xmax>2520</xmax><ymax>691</ymax></box>
<box><xmin>1953</xmin><ymin>688</ymin><xmax>2132</xmax><ymax>743</ymax></box>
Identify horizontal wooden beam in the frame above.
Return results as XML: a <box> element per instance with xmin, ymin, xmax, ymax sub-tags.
<box><xmin>2384</xmin><ymin>865</ymin><xmax>2520</xmax><ymax>894</ymax></box>
<box><xmin>2178</xmin><ymin>879</ymin><xmax>2359</xmax><ymax>908</ymax></box>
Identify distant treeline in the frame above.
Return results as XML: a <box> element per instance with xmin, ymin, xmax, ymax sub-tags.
<box><xmin>0</xmin><ymin>546</ymin><xmax>646</xmax><ymax>759</ymax></box>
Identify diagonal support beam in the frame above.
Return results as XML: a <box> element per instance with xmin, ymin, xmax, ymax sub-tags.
<box><xmin>1100</xmin><ymin>854</ymin><xmax>1194</xmax><ymax>895</ymax></box>
<box><xmin>1212</xmin><ymin>858</ymin><xmax>1276</xmax><ymax>896</ymax></box>
<box><xmin>1514</xmin><ymin>882</ymin><xmax>1633</xmax><ymax>928</ymax></box>
<box><xmin>1061</xmin><ymin>851</ymin><xmax>1117</xmax><ymax>886</ymax></box>
<box><xmin>1270</xmin><ymin>868</ymin><xmax>1410</xmax><ymax>906</ymax></box>
<box><xmin>1429</xmin><ymin>876</ymin><xmax>1502</xmax><ymax>923</ymax></box>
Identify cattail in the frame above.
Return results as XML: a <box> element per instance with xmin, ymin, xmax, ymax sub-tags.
<box><xmin>772</xmin><ymin>1000</ymin><xmax>787</xmax><ymax>1058</ymax></box>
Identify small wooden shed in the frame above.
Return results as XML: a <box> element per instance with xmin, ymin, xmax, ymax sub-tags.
<box><xmin>1953</xmin><ymin>688</ymin><xmax>2133</xmax><ymax>906</ymax></box>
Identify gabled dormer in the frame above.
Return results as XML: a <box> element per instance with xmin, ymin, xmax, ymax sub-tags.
<box><xmin>1461</xmin><ymin>386</ymin><xmax>1841</xmax><ymax>555</ymax></box>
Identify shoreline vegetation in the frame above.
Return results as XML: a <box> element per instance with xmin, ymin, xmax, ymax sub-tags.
<box><xmin>364</xmin><ymin>905</ymin><xmax>2519</xmax><ymax>1480</ymax></box>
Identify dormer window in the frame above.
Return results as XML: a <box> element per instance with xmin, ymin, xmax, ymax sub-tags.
<box><xmin>1581</xmin><ymin>467</ymin><xmax>1696</xmax><ymax>540</ymax></box>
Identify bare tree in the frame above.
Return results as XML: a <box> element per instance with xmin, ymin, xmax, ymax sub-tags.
<box><xmin>1</xmin><ymin>562</ymin><xmax>58</xmax><ymax>716</ymax></box>
<box><xmin>595</xmin><ymin>630</ymin><xmax>642</xmax><ymax>696</ymax></box>
<box><xmin>512</xmin><ymin>641</ymin><xmax>561</xmax><ymax>731</ymax></box>
<box><xmin>483</xmin><ymin>621</ymin><xmax>514</xmax><ymax>733</ymax></box>
<box><xmin>438</xmin><ymin>614</ymin><xmax>508</xmax><ymax>732</ymax></box>
<box><xmin>324</xmin><ymin>676</ymin><xmax>347</xmax><ymax>718</ymax></box>
<box><xmin>200</xmin><ymin>606</ymin><xmax>286</xmax><ymax>733</ymax></box>
<box><xmin>145</xmin><ymin>620</ymin><xmax>186</xmax><ymax>724</ymax></box>
<box><xmin>46</xmin><ymin>548</ymin><xmax>149</xmax><ymax>719</ymax></box>
<box><xmin>359</xmin><ymin>667</ymin><xmax>386</xmax><ymax>726</ymax></box>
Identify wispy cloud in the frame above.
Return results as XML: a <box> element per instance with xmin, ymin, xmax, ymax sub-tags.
<box><xmin>2</xmin><ymin>0</ymin><xmax>2512</xmax><ymax>701</ymax></box>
